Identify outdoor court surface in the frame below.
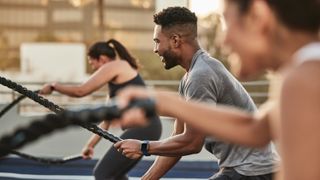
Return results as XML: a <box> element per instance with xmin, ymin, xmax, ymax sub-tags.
<box><xmin>0</xmin><ymin>157</ymin><xmax>218</xmax><ymax>180</ymax></box>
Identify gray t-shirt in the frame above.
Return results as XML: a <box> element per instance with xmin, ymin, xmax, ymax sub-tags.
<box><xmin>178</xmin><ymin>49</ymin><xmax>279</xmax><ymax>176</ymax></box>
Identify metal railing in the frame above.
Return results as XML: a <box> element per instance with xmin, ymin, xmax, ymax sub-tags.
<box><xmin>0</xmin><ymin>80</ymin><xmax>269</xmax><ymax>116</ymax></box>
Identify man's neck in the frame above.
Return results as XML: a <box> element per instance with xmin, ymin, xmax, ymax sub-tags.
<box><xmin>180</xmin><ymin>42</ymin><xmax>200</xmax><ymax>72</ymax></box>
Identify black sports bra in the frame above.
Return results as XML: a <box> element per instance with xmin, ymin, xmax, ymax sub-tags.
<box><xmin>108</xmin><ymin>74</ymin><xmax>145</xmax><ymax>98</ymax></box>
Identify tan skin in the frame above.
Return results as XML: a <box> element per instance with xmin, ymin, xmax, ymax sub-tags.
<box><xmin>115</xmin><ymin>1</ymin><xmax>320</xmax><ymax>180</ymax></box>
<box><xmin>142</xmin><ymin>119</ymin><xmax>184</xmax><ymax>179</ymax></box>
<box><xmin>40</xmin><ymin>55</ymin><xmax>138</xmax><ymax>159</ymax></box>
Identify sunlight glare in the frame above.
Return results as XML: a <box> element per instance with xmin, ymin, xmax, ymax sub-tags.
<box><xmin>190</xmin><ymin>0</ymin><xmax>223</xmax><ymax>17</ymax></box>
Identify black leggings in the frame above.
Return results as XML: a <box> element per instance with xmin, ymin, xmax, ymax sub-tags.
<box><xmin>93</xmin><ymin>117</ymin><xmax>162</xmax><ymax>180</ymax></box>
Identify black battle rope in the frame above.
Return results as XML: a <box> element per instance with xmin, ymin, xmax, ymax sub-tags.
<box><xmin>0</xmin><ymin>76</ymin><xmax>156</xmax><ymax>160</ymax></box>
<box><xmin>0</xmin><ymin>98</ymin><xmax>156</xmax><ymax>158</ymax></box>
<box><xmin>0</xmin><ymin>76</ymin><xmax>121</xmax><ymax>142</ymax></box>
<box><xmin>0</xmin><ymin>90</ymin><xmax>82</xmax><ymax>164</ymax></box>
<box><xmin>10</xmin><ymin>150</ymin><xmax>83</xmax><ymax>164</ymax></box>
<box><xmin>0</xmin><ymin>90</ymin><xmax>39</xmax><ymax>118</ymax></box>
<box><xmin>0</xmin><ymin>76</ymin><xmax>120</xmax><ymax>163</ymax></box>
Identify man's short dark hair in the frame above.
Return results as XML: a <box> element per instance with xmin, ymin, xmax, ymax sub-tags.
<box><xmin>153</xmin><ymin>7</ymin><xmax>198</xmax><ymax>38</ymax></box>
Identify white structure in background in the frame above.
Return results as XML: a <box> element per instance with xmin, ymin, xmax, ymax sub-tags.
<box><xmin>190</xmin><ymin>0</ymin><xmax>224</xmax><ymax>17</ymax></box>
<box><xmin>20</xmin><ymin>43</ymin><xmax>88</xmax><ymax>82</ymax></box>
<box><xmin>155</xmin><ymin>0</ymin><xmax>188</xmax><ymax>12</ymax></box>
<box><xmin>156</xmin><ymin>0</ymin><xmax>224</xmax><ymax>17</ymax></box>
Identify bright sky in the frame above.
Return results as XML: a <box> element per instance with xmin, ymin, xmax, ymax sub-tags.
<box><xmin>190</xmin><ymin>0</ymin><xmax>224</xmax><ymax>17</ymax></box>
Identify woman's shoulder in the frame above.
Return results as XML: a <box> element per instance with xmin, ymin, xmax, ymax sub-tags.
<box><xmin>283</xmin><ymin>59</ymin><xmax>320</xmax><ymax>93</ymax></box>
<box><xmin>109</xmin><ymin>60</ymin><xmax>131</xmax><ymax>67</ymax></box>
<box><xmin>101</xmin><ymin>60</ymin><xmax>133</xmax><ymax>71</ymax></box>
<box><xmin>293</xmin><ymin>59</ymin><xmax>320</xmax><ymax>79</ymax></box>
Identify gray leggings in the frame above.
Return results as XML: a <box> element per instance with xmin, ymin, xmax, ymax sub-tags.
<box><xmin>209</xmin><ymin>167</ymin><xmax>274</xmax><ymax>180</ymax></box>
<box><xmin>93</xmin><ymin>117</ymin><xmax>162</xmax><ymax>180</ymax></box>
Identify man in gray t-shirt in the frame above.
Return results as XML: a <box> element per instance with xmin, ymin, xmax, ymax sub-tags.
<box><xmin>115</xmin><ymin>7</ymin><xmax>279</xmax><ymax>180</ymax></box>
<box><xmin>180</xmin><ymin>49</ymin><xmax>278</xmax><ymax>178</ymax></box>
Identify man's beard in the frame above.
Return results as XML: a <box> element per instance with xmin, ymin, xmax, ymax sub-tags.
<box><xmin>162</xmin><ymin>49</ymin><xmax>180</xmax><ymax>70</ymax></box>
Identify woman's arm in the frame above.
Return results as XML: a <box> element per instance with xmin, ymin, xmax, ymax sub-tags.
<box><xmin>40</xmin><ymin>62</ymin><xmax>120</xmax><ymax>97</ymax></box>
<box><xmin>82</xmin><ymin>121</ymin><xmax>110</xmax><ymax>159</ymax></box>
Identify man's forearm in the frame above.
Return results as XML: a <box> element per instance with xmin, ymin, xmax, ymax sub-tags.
<box><xmin>142</xmin><ymin>119</ymin><xmax>184</xmax><ymax>179</ymax></box>
<box><xmin>142</xmin><ymin>156</ymin><xmax>181</xmax><ymax>180</ymax></box>
<box><xmin>147</xmin><ymin>133</ymin><xmax>203</xmax><ymax>156</ymax></box>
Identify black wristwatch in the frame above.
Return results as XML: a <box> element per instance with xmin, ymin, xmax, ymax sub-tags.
<box><xmin>140</xmin><ymin>140</ymin><xmax>150</xmax><ymax>156</ymax></box>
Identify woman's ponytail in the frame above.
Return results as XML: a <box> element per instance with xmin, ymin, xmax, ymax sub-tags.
<box><xmin>107</xmin><ymin>39</ymin><xmax>139</xmax><ymax>69</ymax></box>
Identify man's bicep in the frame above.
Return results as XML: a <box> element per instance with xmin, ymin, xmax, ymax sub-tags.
<box><xmin>185</xmin><ymin>78</ymin><xmax>218</xmax><ymax>104</ymax></box>
<box><xmin>183</xmin><ymin>123</ymin><xmax>206</xmax><ymax>150</ymax></box>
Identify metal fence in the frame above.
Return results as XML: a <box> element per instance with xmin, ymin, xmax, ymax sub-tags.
<box><xmin>0</xmin><ymin>80</ymin><xmax>269</xmax><ymax>116</ymax></box>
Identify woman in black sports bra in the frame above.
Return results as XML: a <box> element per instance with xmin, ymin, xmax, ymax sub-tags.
<box><xmin>40</xmin><ymin>39</ymin><xmax>162</xmax><ymax>180</ymax></box>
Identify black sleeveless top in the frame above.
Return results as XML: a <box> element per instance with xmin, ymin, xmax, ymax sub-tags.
<box><xmin>108</xmin><ymin>74</ymin><xmax>145</xmax><ymax>98</ymax></box>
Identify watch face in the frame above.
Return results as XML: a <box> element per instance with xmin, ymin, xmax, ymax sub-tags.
<box><xmin>141</xmin><ymin>141</ymin><xmax>150</xmax><ymax>156</ymax></box>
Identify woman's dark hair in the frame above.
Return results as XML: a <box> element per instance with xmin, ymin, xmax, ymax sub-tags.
<box><xmin>228</xmin><ymin>0</ymin><xmax>320</xmax><ymax>33</ymax></box>
<box><xmin>87</xmin><ymin>39</ymin><xmax>139</xmax><ymax>69</ymax></box>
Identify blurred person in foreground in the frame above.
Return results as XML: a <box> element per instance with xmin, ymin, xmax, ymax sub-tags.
<box><xmin>40</xmin><ymin>39</ymin><xmax>162</xmax><ymax>180</ymax></box>
<box><xmin>116</xmin><ymin>6</ymin><xmax>278</xmax><ymax>180</ymax></box>
<box><xmin>114</xmin><ymin>0</ymin><xmax>320</xmax><ymax>180</ymax></box>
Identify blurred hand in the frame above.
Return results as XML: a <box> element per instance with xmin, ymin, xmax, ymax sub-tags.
<box><xmin>117</xmin><ymin>86</ymin><xmax>155</xmax><ymax>128</ymax></box>
<box><xmin>114</xmin><ymin>139</ymin><xmax>143</xmax><ymax>159</ymax></box>
<box><xmin>81</xmin><ymin>145</ymin><xmax>94</xmax><ymax>159</ymax></box>
<box><xmin>120</xmin><ymin>108</ymin><xmax>149</xmax><ymax>129</ymax></box>
<box><xmin>117</xmin><ymin>86</ymin><xmax>154</xmax><ymax>107</ymax></box>
<box><xmin>39</xmin><ymin>83</ymin><xmax>54</xmax><ymax>95</ymax></box>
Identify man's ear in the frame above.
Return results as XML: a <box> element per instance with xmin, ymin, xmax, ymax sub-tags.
<box><xmin>170</xmin><ymin>33</ymin><xmax>182</xmax><ymax>48</ymax></box>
